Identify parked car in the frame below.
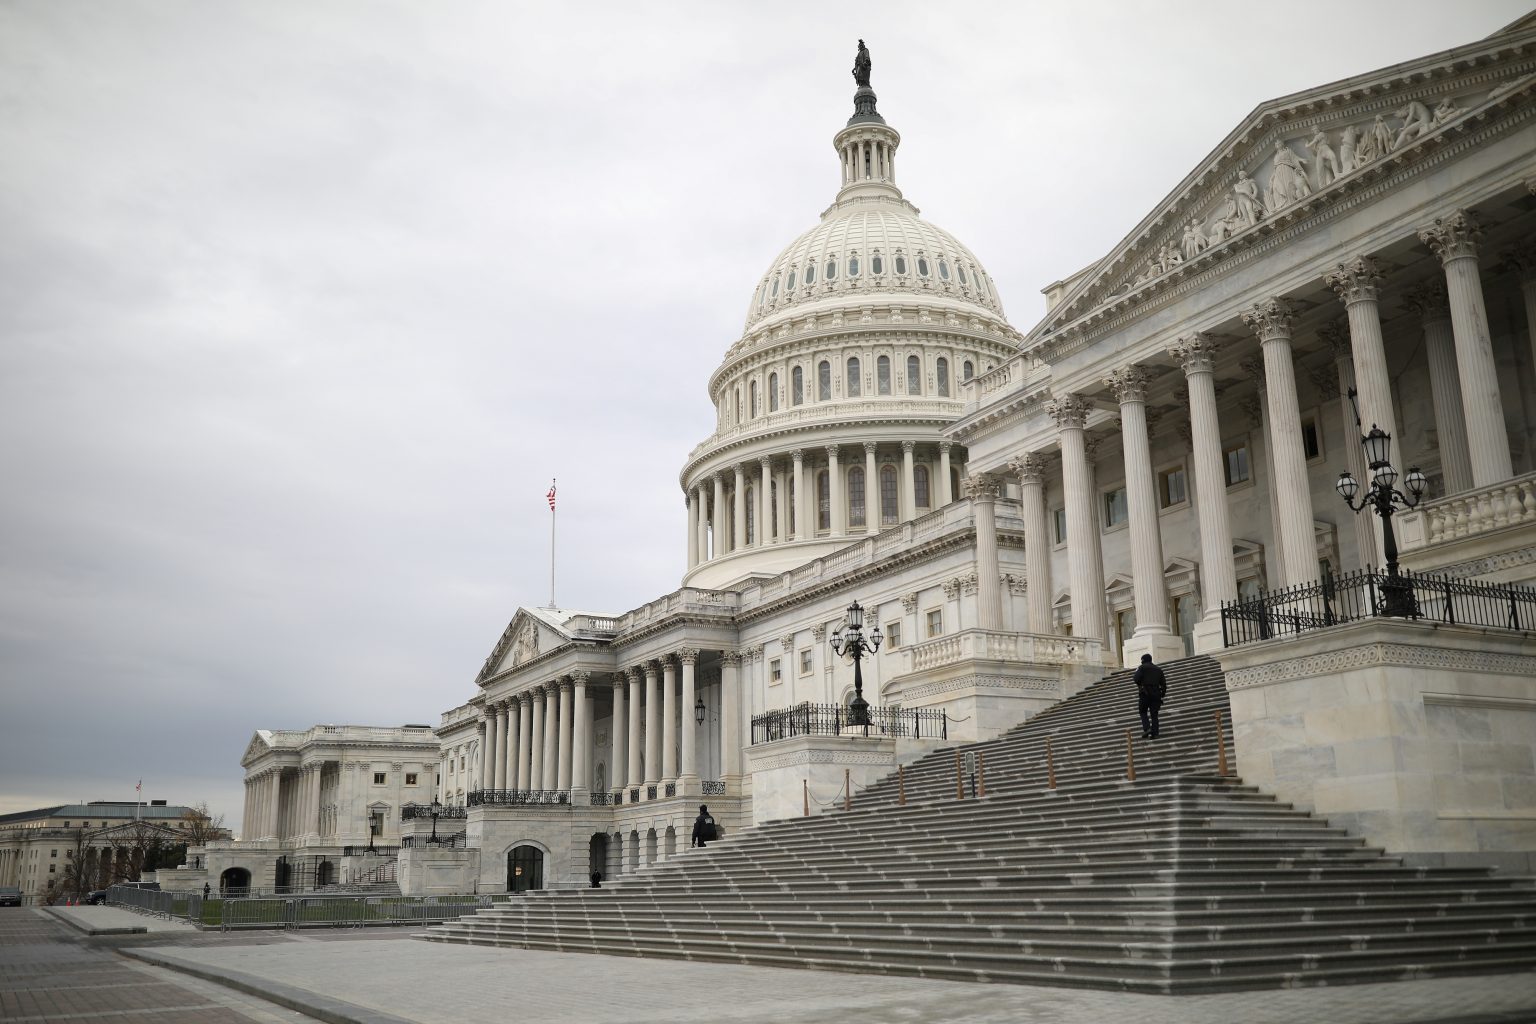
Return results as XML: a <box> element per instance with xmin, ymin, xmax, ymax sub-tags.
<box><xmin>85</xmin><ymin>890</ymin><xmax>108</xmax><ymax>905</ymax></box>
<box><xmin>0</xmin><ymin>887</ymin><xmax>21</xmax><ymax>907</ymax></box>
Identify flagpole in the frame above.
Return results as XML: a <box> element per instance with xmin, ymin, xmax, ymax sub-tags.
<box><xmin>548</xmin><ymin>478</ymin><xmax>557</xmax><ymax>608</ymax></box>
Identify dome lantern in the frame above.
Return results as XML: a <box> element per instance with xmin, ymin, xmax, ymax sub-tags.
<box><xmin>835</xmin><ymin>40</ymin><xmax>902</xmax><ymax>204</ymax></box>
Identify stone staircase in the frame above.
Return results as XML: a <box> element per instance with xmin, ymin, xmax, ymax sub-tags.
<box><xmin>420</xmin><ymin>655</ymin><xmax>1536</xmax><ymax>992</ymax></box>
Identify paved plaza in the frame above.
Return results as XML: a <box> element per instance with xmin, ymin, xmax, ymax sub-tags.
<box><xmin>8</xmin><ymin>906</ymin><xmax>1535</xmax><ymax>1024</ymax></box>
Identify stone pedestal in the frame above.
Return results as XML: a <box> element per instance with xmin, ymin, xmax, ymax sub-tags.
<box><xmin>397</xmin><ymin>847</ymin><xmax>474</xmax><ymax>896</ymax></box>
<box><xmin>1122</xmin><ymin>631</ymin><xmax>1188</xmax><ymax>667</ymax></box>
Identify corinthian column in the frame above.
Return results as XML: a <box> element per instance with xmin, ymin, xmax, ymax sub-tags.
<box><xmin>1169</xmin><ymin>333</ymin><xmax>1235</xmax><ymax>651</ymax></box>
<box><xmin>1326</xmin><ymin>256</ymin><xmax>1400</xmax><ymax>454</ymax></box>
<box><xmin>557</xmin><ymin>678</ymin><xmax>573</xmax><ymax>791</ymax></box>
<box><xmin>732</xmin><ymin>464</ymin><xmax>746</xmax><ymax>551</ymax></box>
<box><xmin>528</xmin><ymin>689</ymin><xmax>545</xmax><ymax>790</ymax></box>
<box><xmin>493</xmin><ymin>702</ymin><xmax>509</xmax><ymax>789</ymax></box>
<box><xmin>827</xmin><ymin>446</ymin><xmax>845</xmax><ymax>536</ymax></box>
<box><xmin>1420</xmin><ymin>211</ymin><xmax>1513</xmax><ymax>485</ymax></box>
<box><xmin>1011</xmin><ymin>452</ymin><xmax>1053</xmax><ymax>634</ymax></box>
<box><xmin>1105</xmin><ymin>366</ymin><xmax>1179</xmax><ymax>665</ymax></box>
<box><xmin>516</xmin><ymin>693</ymin><xmax>533</xmax><ymax>791</ymax></box>
<box><xmin>610</xmin><ymin>676</ymin><xmax>627</xmax><ymax>792</ymax></box>
<box><xmin>721</xmin><ymin>651</ymin><xmax>742</xmax><ymax>788</ymax></box>
<box><xmin>626</xmin><ymin>668</ymin><xmax>643</xmax><ymax>792</ymax></box>
<box><xmin>695</xmin><ymin>486</ymin><xmax>709</xmax><ymax>564</ymax></box>
<box><xmin>1047</xmin><ymin>394</ymin><xmax>1106</xmax><ymax>644</ymax></box>
<box><xmin>678</xmin><ymin>649</ymin><xmax>699</xmax><ymax>792</ymax></box>
<box><xmin>643</xmin><ymin>661</ymin><xmax>661</xmax><ymax>791</ymax></box>
<box><xmin>480</xmin><ymin>712</ymin><xmax>494</xmax><ymax>794</ymax></box>
<box><xmin>938</xmin><ymin>441</ymin><xmax>954</xmax><ymax>506</ymax></box>
<box><xmin>901</xmin><ymin>440</ymin><xmax>916</xmax><ymax>521</ymax></box>
<box><xmin>1402</xmin><ymin>281</ymin><xmax>1473</xmax><ymax>494</ymax></box>
<box><xmin>864</xmin><ymin>442</ymin><xmax>879</xmax><ymax>534</ymax></box>
<box><xmin>661</xmin><ymin>657</ymin><xmax>678</xmax><ymax>786</ymax></box>
<box><xmin>759</xmin><ymin>457</ymin><xmax>772</xmax><ymax>545</ymax></box>
<box><xmin>1243</xmin><ymin>298</ymin><xmax>1318</xmax><ymax>590</ymax></box>
<box><xmin>1318</xmin><ymin>322</ymin><xmax>1376</xmax><ymax>570</ymax></box>
<box><xmin>791</xmin><ymin>450</ymin><xmax>806</xmax><ymax>541</ymax></box>
<box><xmin>687</xmin><ymin>489</ymin><xmax>699</xmax><ymax>570</ymax></box>
<box><xmin>504</xmin><ymin>699</ymin><xmax>521</xmax><ymax>791</ymax></box>
<box><xmin>541</xmin><ymin>684</ymin><xmax>559</xmax><ymax>791</ymax></box>
<box><xmin>967</xmin><ymin>474</ymin><xmax>1004</xmax><ymax>631</ymax></box>
<box><xmin>570</xmin><ymin>672</ymin><xmax>589</xmax><ymax>793</ymax></box>
<box><xmin>711</xmin><ymin>473</ymin><xmax>726</xmax><ymax>557</ymax></box>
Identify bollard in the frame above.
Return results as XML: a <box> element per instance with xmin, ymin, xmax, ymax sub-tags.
<box><xmin>844</xmin><ymin>768</ymin><xmax>851</xmax><ymax>812</ymax></box>
<box><xmin>978</xmin><ymin>751</ymin><xmax>987</xmax><ymax>798</ymax></box>
<box><xmin>898</xmin><ymin>764</ymin><xmax>906</xmax><ymax>806</ymax></box>
<box><xmin>955</xmin><ymin>749</ymin><xmax>965</xmax><ymax>800</ymax></box>
<box><xmin>803</xmin><ymin>778</ymin><xmax>809</xmax><ymax>817</ymax></box>
<box><xmin>1125</xmin><ymin>728</ymin><xmax>1137</xmax><ymax>781</ymax></box>
<box><xmin>1045</xmin><ymin>736</ymin><xmax>1056</xmax><ymax>790</ymax></box>
<box><xmin>1216</xmin><ymin>709</ymin><xmax>1230</xmax><ymax>777</ymax></box>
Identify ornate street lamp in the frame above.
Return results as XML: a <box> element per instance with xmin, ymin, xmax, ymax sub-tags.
<box><xmin>1336</xmin><ymin>421</ymin><xmax>1426</xmax><ymax>617</ymax></box>
<box><xmin>829</xmin><ymin>599</ymin><xmax>883</xmax><ymax>726</ymax></box>
<box><xmin>427</xmin><ymin>797</ymin><xmax>442</xmax><ymax>845</ymax></box>
<box><xmin>694</xmin><ymin>694</ymin><xmax>707</xmax><ymax>726</ymax></box>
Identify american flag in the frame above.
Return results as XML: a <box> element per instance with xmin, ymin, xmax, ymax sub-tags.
<box><xmin>546</xmin><ymin>480</ymin><xmax>557</xmax><ymax>512</ymax></box>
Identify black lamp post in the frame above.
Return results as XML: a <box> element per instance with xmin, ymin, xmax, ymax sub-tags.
<box><xmin>427</xmin><ymin>797</ymin><xmax>442</xmax><ymax>845</ymax></box>
<box><xmin>1335</xmin><ymin>422</ymin><xmax>1426</xmax><ymax>617</ymax></box>
<box><xmin>693</xmin><ymin>694</ymin><xmax>706</xmax><ymax>726</ymax></box>
<box><xmin>829</xmin><ymin>599</ymin><xmax>883</xmax><ymax>726</ymax></box>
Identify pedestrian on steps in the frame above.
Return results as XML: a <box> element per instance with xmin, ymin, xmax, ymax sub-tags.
<box><xmin>1134</xmin><ymin>654</ymin><xmax>1167</xmax><ymax>739</ymax></box>
<box><xmin>690</xmin><ymin>805</ymin><xmax>718</xmax><ymax>849</ymax></box>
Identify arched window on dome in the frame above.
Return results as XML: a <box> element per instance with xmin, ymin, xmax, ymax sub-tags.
<box><xmin>787</xmin><ymin>268</ymin><xmax>797</xmax><ymax>291</ymax></box>
<box><xmin>962</xmin><ymin>360</ymin><xmax>974</xmax><ymax>382</ymax></box>
<box><xmin>880</xmin><ymin>465</ymin><xmax>899</xmax><ymax>526</ymax></box>
<box><xmin>938</xmin><ymin>259</ymin><xmax>951</xmax><ymax>281</ymax></box>
<box><xmin>975</xmin><ymin>272</ymin><xmax>987</xmax><ymax>299</ymax></box>
<box><xmin>916</xmin><ymin>256</ymin><xmax>930</xmax><ymax>277</ymax></box>
<box><xmin>757</xmin><ymin>281</ymin><xmax>767</xmax><ymax>307</ymax></box>
<box><xmin>825</xmin><ymin>256</ymin><xmax>838</xmax><ymax>282</ymax></box>
<box><xmin>816</xmin><ymin>470</ymin><xmax>830</xmax><ymax>531</ymax></box>
<box><xmin>848</xmin><ymin>254</ymin><xmax>860</xmax><ymax>278</ymax></box>
<box><xmin>771</xmin><ymin>274</ymin><xmax>780</xmax><ymax>298</ymax></box>
<box><xmin>791</xmin><ymin>366</ymin><xmax>804</xmax><ymax>406</ymax></box>
<box><xmin>936</xmin><ymin>357</ymin><xmax>950</xmax><ymax>397</ymax></box>
<box><xmin>957</xmin><ymin>264</ymin><xmax>968</xmax><ymax>285</ymax></box>
<box><xmin>907</xmin><ymin>355</ymin><xmax>922</xmax><ymax>396</ymax></box>
<box><xmin>745</xmin><ymin>484</ymin><xmax>755</xmax><ymax>545</ymax></box>
<box><xmin>805</xmin><ymin>262</ymin><xmax>816</xmax><ymax>285</ymax></box>
<box><xmin>848</xmin><ymin>465</ymin><xmax>866</xmax><ymax>528</ymax></box>
<box><xmin>915</xmin><ymin>465</ymin><xmax>931</xmax><ymax>510</ymax></box>
<box><xmin>871</xmin><ymin>253</ymin><xmax>883</xmax><ymax>275</ymax></box>
<box><xmin>817</xmin><ymin>361</ymin><xmax>831</xmax><ymax>401</ymax></box>
<box><xmin>750</xmin><ymin>380</ymin><xmax>760</xmax><ymax>418</ymax></box>
<box><xmin>769</xmin><ymin>372</ymin><xmax>780</xmax><ymax>412</ymax></box>
<box><xmin>846</xmin><ymin>357</ymin><xmax>861</xmax><ymax>397</ymax></box>
<box><xmin>877</xmin><ymin>356</ymin><xmax>891</xmax><ymax>395</ymax></box>
<box><xmin>894</xmin><ymin>253</ymin><xmax>908</xmax><ymax>275</ymax></box>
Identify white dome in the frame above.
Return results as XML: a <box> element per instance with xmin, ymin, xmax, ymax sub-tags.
<box><xmin>743</xmin><ymin>199</ymin><xmax>1007</xmax><ymax>331</ymax></box>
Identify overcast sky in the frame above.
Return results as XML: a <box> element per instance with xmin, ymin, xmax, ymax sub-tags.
<box><xmin>2</xmin><ymin>1</ymin><xmax>1527</xmax><ymax>830</ymax></box>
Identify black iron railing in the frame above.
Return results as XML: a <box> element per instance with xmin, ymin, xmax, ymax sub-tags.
<box><xmin>589</xmin><ymin>791</ymin><xmax>615</xmax><ymax>806</ymax></box>
<box><xmin>400</xmin><ymin>803</ymin><xmax>468</xmax><ymax>821</ymax></box>
<box><xmin>701</xmin><ymin>780</ymin><xmax>726</xmax><ymax>796</ymax></box>
<box><xmin>1221</xmin><ymin>566</ymin><xmax>1536</xmax><ymax>647</ymax></box>
<box><xmin>750</xmin><ymin>703</ymin><xmax>948</xmax><ymax>745</ymax></box>
<box><xmin>401</xmin><ymin>832</ymin><xmax>468</xmax><ymax>849</ymax></box>
<box><xmin>341</xmin><ymin>845</ymin><xmax>399</xmax><ymax>857</ymax></box>
<box><xmin>646</xmin><ymin>785</ymin><xmax>657</xmax><ymax>800</ymax></box>
<box><xmin>467</xmin><ymin>789</ymin><xmax>570</xmax><ymax>807</ymax></box>
<box><xmin>664</xmin><ymin>783</ymin><xmax>676</xmax><ymax>797</ymax></box>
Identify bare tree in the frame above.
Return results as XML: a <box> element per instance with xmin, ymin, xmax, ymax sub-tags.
<box><xmin>177</xmin><ymin>802</ymin><xmax>228</xmax><ymax>846</ymax></box>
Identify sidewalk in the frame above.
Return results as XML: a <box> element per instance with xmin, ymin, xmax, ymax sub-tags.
<box><xmin>124</xmin><ymin>934</ymin><xmax>1536</xmax><ymax>1024</ymax></box>
<box><xmin>45</xmin><ymin>903</ymin><xmax>199</xmax><ymax>936</ymax></box>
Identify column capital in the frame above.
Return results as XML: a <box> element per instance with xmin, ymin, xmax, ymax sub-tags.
<box><xmin>963</xmin><ymin>472</ymin><xmax>1001</xmax><ymax>500</ymax></box>
<box><xmin>791</xmin><ymin>448</ymin><xmax>804</xmax><ymax>463</ymax></box>
<box><xmin>1046</xmin><ymin>392</ymin><xmax>1090</xmax><ymax>429</ymax></box>
<box><xmin>677</xmin><ymin>647</ymin><xmax>700</xmax><ymax>665</ymax></box>
<box><xmin>825</xmin><ymin>444</ymin><xmax>840</xmax><ymax>460</ymax></box>
<box><xmin>900</xmin><ymin>439</ymin><xmax>916</xmax><ymax>453</ymax></box>
<box><xmin>1009</xmin><ymin>451</ymin><xmax>1049</xmax><ymax>485</ymax></box>
<box><xmin>626</xmin><ymin>666</ymin><xmax>643</xmax><ymax>684</ymax></box>
<box><xmin>779</xmin><ymin>632</ymin><xmax>796</xmax><ymax>651</ymax></box>
<box><xmin>1317</xmin><ymin>318</ymin><xmax>1351</xmax><ymax>359</ymax></box>
<box><xmin>938</xmin><ymin>439</ymin><xmax>953</xmax><ymax>452</ymax></box>
<box><xmin>570</xmin><ymin>669</ymin><xmax>589</xmax><ymax>685</ymax></box>
<box><xmin>1324</xmin><ymin>255</ymin><xmax>1383</xmax><ymax>305</ymax></box>
<box><xmin>1168</xmin><ymin>332</ymin><xmax>1219</xmax><ymax>375</ymax></box>
<box><xmin>1239</xmin><ymin>355</ymin><xmax>1267</xmax><ymax>392</ymax></box>
<box><xmin>1238</xmin><ymin>394</ymin><xmax>1264</xmax><ymax>428</ymax></box>
<box><xmin>759</xmin><ymin>455</ymin><xmax>772</xmax><ymax>469</ymax></box>
<box><xmin>545</xmin><ymin>680</ymin><xmax>562</xmax><ymax>696</ymax></box>
<box><xmin>863</xmin><ymin>440</ymin><xmax>878</xmax><ymax>455</ymax></box>
<box><xmin>1500</xmin><ymin>240</ymin><xmax>1536</xmax><ymax>279</ymax></box>
<box><xmin>1241</xmin><ymin>297</ymin><xmax>1296</xmax><ymax>342</ymax></box>
<box><xmin>942</xmin><ymin>576</ymin><xmax>963</xmax><ymax>599</ymax></box>
<box><xmin>611</xmin><ymin>674</ymin><xmax>626</xmax><ymax>692</ymax></box>
<box><xmin>900</xmin><ymin>592</ymin><xmax>918</xmax><ymax>613</ymax></box>
<box><xmin>1419</xmin><ymin>209</ymin><xmax>1482</xmax><ymax>263</ymax></box>
<box><xmin>809</xmin><ymin>622</ymin><xmax>827</xmax><ymax>643</ymax></box>
<box><xmin>1401</xmin><ymin>279</ymin><xmax>1451</xmax><ymax>322</ymax></box>
<box><xmin>644</xmin><ymin>659</ymin><xmax>662</xmax><ymax>675</ymax></box>
<box><xmin>1104</xmin><ymin>365</ymin><xmax>1152</xmax><ymax>404</ymax></box>
<box><xmin>720</xmin><ymin>650</ymin><xmax>741</xmax><ymax>666</ymax></box>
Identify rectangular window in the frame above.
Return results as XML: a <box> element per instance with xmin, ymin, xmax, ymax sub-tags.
<box><xmin>1102</xmin><ymin>486</ymin><xmax>1128</xmax><ymax>528</ymax></box>
<box><xmin>885</xmin><ymin>620</ymin><xmax>902</xmax><ymax>649</ymax></box>
<box><xmin>1158</xmin><ymin>466</ymin><xmax>1187</xmax><ymax>508</ymax></box>
<box><xmin>405</xmin><ymin>773</ymin><xmax>418</xmax><ymax>786</ymax></box>
<box><xmin>1052</xmin><ymin>506</ymin><xmax>1067</xmax><ymax>545</ymax></box>
<box><xmin>1224</xmin><ymin>443</ymin><xmax>1251</xmax><ymax>486</ymax></box>
<box><xmin>373</xmin><ymin>772</ymin><xmax>386</xmax><ymax>785</ymax></box>
<box><xmin>925</xmin><ymin>609</ymin><xmax>943</xmax><ymax>638</ymax></box>
<box><xmin>1302</xmin><ymin>418</ymin><xmax>1322</xmax><ymax>461</ymax></box>
<box><xmin>799</xmin><ymin>649</ymin><xmax>813</xmax><ymax>676</ymax></box>
<box><xmin>50</xmin><ymin>850</ymin><xmax>57</xmax><ymax>858</ymax></box>
<box><xmin>770</xmin><ymin>658</ymin><xmax>783</xmax><ymax>684</ymax></box>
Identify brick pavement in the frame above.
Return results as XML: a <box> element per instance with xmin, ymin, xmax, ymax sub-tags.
<box><xmin>136</xmin><ymin>932</ymin><xmax>1536</xmax><ymax>1024</ymax></box>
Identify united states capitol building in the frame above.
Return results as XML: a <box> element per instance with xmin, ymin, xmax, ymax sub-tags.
<box><xmin>202</xmin><ymin>20</ymin><xmax>1536</xmax><ymax>898</ymax></box>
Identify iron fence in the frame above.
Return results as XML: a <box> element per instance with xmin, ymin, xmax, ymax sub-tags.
<box><xmin>751</xmin><ymin>703</ymin><xmax>948</xmax><ymax>745</ymax></box>
<box><xmin>467</xmin><ymin>789</ymin><xmax>570</xmax><ymax>807</ymax></box>
<box><xmin>400</xmin><ymin>803</ymin><xmax>468</xmax><ymax>821</ymax></box>
<box><xmin>105</xmin><ymin>884</ymin><xmax>492</xmax><ymax>930</ymax></box>
<box><xmin>589</xmin><ymin>792</ymin><xmax>616</xmax><ymax>806</ymax></box>
<box><xmin>341</xmin><ymin>845</ymin><xmax>399</xmax><ymax>857</ymax></box>
<box><xmin>400</xmin><ymin>833</ymin><xmax>468</xmax><ymax>849</ymax></box>
<box><xmin>701</xmin><ymin>780</ymin><xmax>726</xmax><ymax>796</ymax></box>
<box><xmin>1221</xmin><ymin>566</ymin><xmax>1536</xmax><ymax>647</ymax></box>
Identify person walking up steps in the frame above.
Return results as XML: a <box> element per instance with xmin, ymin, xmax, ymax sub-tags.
<box><xmin>1134</xmin><ymin>653</ymin><xmax>1167</xmax><ymax>739</ymax></box>
<box><xmin>690</xmin><ymin>805</ymin><xmax>718</xmax><ymax>849</ymax></box>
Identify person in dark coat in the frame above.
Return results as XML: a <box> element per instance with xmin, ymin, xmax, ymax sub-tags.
<box><xmin>1134</xmin><ymin>654</ymin><xmax>1167</xmax><ymax>739</ymax></box>
<box><xmin>690</xmin><ymin>805</ymin><xmax>717</xmax><ymax>849</ymax></box>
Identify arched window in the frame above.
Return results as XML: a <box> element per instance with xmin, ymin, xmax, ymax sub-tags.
<box><xmin>771</xmin><ymin>274</ymin><xmax>780</xmax><ymax>297</ymax></box>
<box><xmin>816</xmin><ymin>470</ymin><xmax>830</xmax><ymax>531</ymax></box>
<box><xmin>894</xmin><ymin>253</ymin><xmax>907</xmax><ymax>275</ymax></box>
<box><xmin>791</xmin><ymin>366</ymin><xmax>804</xmax><ymax>406</ymax></box>
<box><xmin>745</xmin><ymin>484</ymin><xmax>755</xmax><ymax>545</ymax></box>
<box><xmin>846</xmin><ymin>357</ymin><xmax>861</xmax><ymax>397</ymax></box>
<box><xmin>757</xmin><ymin>281</ymin><xmax>767</xmax><ymax>307</ymax></box>
<box><xmin>877</xmin><ymin>355</ymin><xmax>891</xmax><ymax>395</ymax></box>
<box><xmin>936</xmin><ymin>357</ymin><xmax>950</xmax><ymax>397</ymax></box>
<box><xmin>962</xmin><ymin>360</ymin><xmax>974</xmax><ymax>382</ymax></box>
<box><xmin>907</xmin><ymin>355</ymin><xmax>922</xmax><ymax>395</ymax></box>
<box><xmin>805</xmin><ymin>262</ymin><xmax>816</xmax><ymax>285</ymax></box>
<box><xmin>938</xmin><ymin>259</ymin><xmax>951</xmax><ymax>281</ymax></box>
<box><xmin>917</xmin><ymin>256</ymin><xmax>930</xmax><ymax>277</ymax></box>
<box><xmin>769</xmin><ymin>372</ymin><xmax>780</xmax><ymax>411</ymax></box>
<box><xmin>825</xmin><ymin>256</ymin><xmax>838</xmax><ymax>281</ymax></box>
<box><xmin>871</xmin><ymin>253</ymin><xmax>883</xmax><ymax>275</ymax></box>
<box><xmin>957</xmin><ymin>264</ymin><xmax>968</xmax><ymax>285</ymax></box>
<box><xmin>750</xmin><ymin>380</ymin><xmax>760</xmax><ymax>418</ymax></box>
<box><xmin>787</xmin><ymin>268</ymin><xmax>797</xmax><ymax>290</ymax></box>
<box><xmin>817</xmin><ymin>360</ymin><xmax>831</xmax><ymax>401</ymax></box>
<box><xmin>880</xmin><ymin>465</ymin><xmax>899</xmax><ymax>525</ymax></box>
<box><xmin>915</xmin><ymin>465</ymin><xmax>931</xmax><ymax>509</ymax></box>
<box><xmin>848</xmin><ymin>254</ymin><xmax>860</xmax><ymax>277</ymax></box>
<box><xmin>848</xmin><ymin>465</ymin><xmax>866</xmax><ymax>527</ymax></box>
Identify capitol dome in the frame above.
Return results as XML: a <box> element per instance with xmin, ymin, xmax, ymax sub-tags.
<box><xmin>680</xmin><ymin>47</ymin><xmax>1022</xmax><ymax>591</ymax></box>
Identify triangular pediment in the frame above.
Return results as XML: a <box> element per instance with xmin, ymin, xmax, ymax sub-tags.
<box><xmin>476</xmin><ymin>608</ymin><xmax>568</xmax><ymax>684</ymax></box>
<box><xmin>240</xmin><ymin>731</ymin><xmax>274</xmax><ymax>768</ymax></box>
<box><xmin>1031</xmin><ymin>25</ymin><xmax>1536</xmax><ymax>347</ymax></box>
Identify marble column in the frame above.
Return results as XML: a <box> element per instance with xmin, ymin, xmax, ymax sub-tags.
<box><xmin>1326</xmin><ymin>256</ymin><xmax>1400</xmax><ymax>454</ymax></box>
<box><xmin>687</xmin><ymin>489</ymin><xmax>699</xmax><ymax>569</ymax></box>
<box><xmin>308</xmin><ymin>763</ymin><xmax>323</xmax><ymax>841</ymax></box>
<box><xmin>1502</xmin><ymin>240</ymin><xmax>1536</xmax><ymax>469</ymax></box>
<box><xmin>479</xmin><ymin>715</ymin><xmax>493</xmax><ymax>793</ymax></box>
<box><xmin>1420</xmin><ymin>210</ymin><xmax>1513</xmax><ymax>485</ymax></box>
<box><xmin>938</xmin><ymin>441</ymin><xmax>954</xmax><ymax>506</ymax></box>
<box><xmin>661</xmin><ymin>657</ymin><xmax>678</xmax><ymax>786</ymax></box>
<box><xmin>711</xmin><ymin>474</ymin><xmax>725</xmax><ymax>558</ymax></box>
<box><xmin>1012</xmin><ymin>452</ymin><xmax>1053</xmax><ymax>634</ymax></box>
<box><xmin>721</xmin><ymin>651</ymin><xmax>742</xmax><ymax>787</ymax></box>
<box><xmin>570</xmin><ymin>672</ymin><xmax>589</xmax><ymax>793</ymax></box>
<box><xmin>1243</xmin><ymin>298</ymin><xmax>1318</xmax><ymax>591</ymax></box>
<box><xmin>529</xmin><ymin>690</ymin><xmax>545</xmax><ymax>790</ymax></box>
<box><xmin>1106</xmin><ymin>366</ymin><xmax>1179</xmax><ymax>665</ymax></box>
<box><xmin>558</xmin><ymin>678</ymin><xmax>574</xmax><ymax>791</ymax></box>
<box><xmin>732</xmin><ymin>465</ymin><xmax>746</xmax><ymax>551</ymax></box>
<box><xmin>792</xmin><ymin>449</ymin><xmax>806</xmax><ymax>541</ymax></box>
<box><xmin>643</xmin><ymin>661</ymin><xmax>661</xmax><ymax>790</ymax></box>
<box><xmin>627</xmin><ymin>668</ymin><xmax>644</xmax><ymax>791</ymax></box>
<box><xmin>1403</xmin><ymin>281</ymin><xmax>1473</xmax><ymax>494</ymax></box>
<box><xmin>541</xmin><ymin>684</ymin><xmax>559</xmax><ymax>791</ymax></box>
<box><xmin>505</xmin><ymin>699</ymin><xmax>521</xmax><ymax>791</ymax></box>
<box><xmin>968</xmin><ymin>474</ymin><xmax>1004</xmax><ymax>630</ymax></box>
<box><xmin>759</xmin><ymin>457</ymin><xmax>772</xmax><ymax>545</ymax></box>
<box><xmin>1169</xmin><ymin>333</ymin><xmax>1237</xmax><ymax>650</ymax></box>
<box><xmin>695</xmin><ymin>486</ymin><xmax>709</xmax><ymax>564</ymax></box>
<box><xmin>828</xmin><ymin>446</ymin><xmax>845</xmax><ymax>536</ymax></box>
<box><xmin>493</xmin><ymin>702</ymin><xmax>509</xmax><ymax>790</ymax></box>
<box><xmin>1318</xmin><ymin>323</ymin><xmax>1377</xmax><ymax>571</ymax></box>
<box><xmin>864</xmin><ymin>442</ymin><xmax>879</xmax><ymax>534</ymax></box>
<box><xmin>610</xmin><ymin>676</ymin><xmax>627</xmax><ymax>792</ymax></box>
<box><xmin>679</xmin><ymin>649</ymin><xmax>699</xmax><ymax>792</ymax></box>
<box><xmin>901</xmin><ymin>440</ymin><xmax>916</xmax><ymax>521</ymax></box>
<box><xmin>1239</xmin><ymin>358</ymin><xmax>1287</xmax><ymax>587</ymax></box>
<box><xmin>1048</xmin><ymin>394</ymin><xmax>1106</xmax><ymax>643</ymax></box>
<box><xmin>516</xmin><ymin>694</ymin><xmax>534</xmax><ymax>791</ymax></box>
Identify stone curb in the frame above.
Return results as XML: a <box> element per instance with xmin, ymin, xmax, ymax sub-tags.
<box><xmin>41</xmin><ymin>906</ymin><xmax>147</xmax><ymax>936</ymax></box>
<box><xmin>118</xmin><ymin>947</ymin><xmax>416</xmax><ymax>1024</ymax></box>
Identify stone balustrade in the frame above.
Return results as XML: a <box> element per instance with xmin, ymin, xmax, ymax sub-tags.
<box><xmin>687</xmin><ymin>398</ymin><xmax>964</xmax><ymax>461</ymax></box>
<box><xmin>906</xmin><ymin>627</ymin><xmax>1098</xmax><ymax>673</ymax></box>
<box><xmin>1398</xmin><ymin>470</ymin><xmax>1536</xmax><ymax>550</ymax></box>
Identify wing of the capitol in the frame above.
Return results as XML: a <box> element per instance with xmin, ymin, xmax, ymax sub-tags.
<box><xmin>173</xmin><ymin>21</ymin><xmax>1536</xmax><ymax>939</ymax></box>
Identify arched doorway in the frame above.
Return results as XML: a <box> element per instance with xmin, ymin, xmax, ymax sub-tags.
<box><xmin>316</xmin><ymin>860</ymin><xmax>335</xmax><ymax>887</ymax></box>
<box><xmin>220</xmin><ymin>867</ymin><xmax>250</xmax><ymax>895</ymax></box>
<box><xmin>507</xmin><ymin>845</ymin><xmax>543</xmax><ymax>893</ymax></box>
<box><xmin>587</xmin><ymin>834</ymin><xmax>608</xmax><ymax>883</ymax></box>
<box><xmin>274</xmin><ymin>856</ymin><xmax>291</xmax><ymax>892</ymax></box>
